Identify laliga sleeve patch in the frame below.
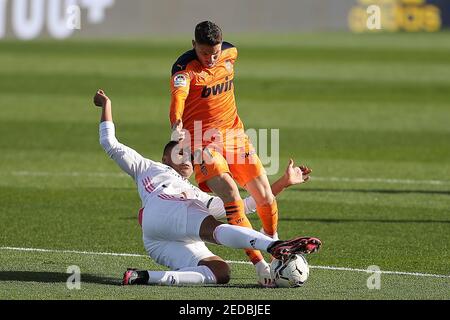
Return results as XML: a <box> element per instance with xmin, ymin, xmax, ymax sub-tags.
<box><xmin>173</xmin><ymin>74</ymin><xmax>187</xmax><ymax>87</ymax></box>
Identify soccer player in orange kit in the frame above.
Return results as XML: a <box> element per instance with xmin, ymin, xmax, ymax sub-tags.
<box><xmin>169</xmin><ymin>21</ymin><xmax>312</xmax><ymax>286</ymax></box>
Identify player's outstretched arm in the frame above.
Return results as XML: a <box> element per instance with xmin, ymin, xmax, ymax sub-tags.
<box><xmin>93</xmin><ymin>89</ymin><xmax>113</xmax><ymax>123</ymax></box>
<box><xmin>270</xmin><ymin>159</ymin><xmax>311</xmax><ymax>197</ymax></box>
<box><xmin>241</xmin><ymin>159</ymin><xmax>311</xmax><ymax>214</ymax></box>
<box><xmin>208</xmin><ymin>159</ymin><xmax>311</xmax><ymax>218</ymax></box>
<box><xmin>93</xmin><ymin>89</ymin><xmax>150</xmax><ymax>180</ymax></box>
<box><xmin>169</xmin><ymin>70</ymin><xmax>190</xmax><ymax>138</ymax></box>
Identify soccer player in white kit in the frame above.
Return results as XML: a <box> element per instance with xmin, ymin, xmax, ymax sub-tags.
<box><xmin>93</xmin><ymin>89</ymin><xmax>321</xmax><ymax>287</ymax></box>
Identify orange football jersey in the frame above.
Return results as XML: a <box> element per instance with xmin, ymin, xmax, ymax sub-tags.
<box><xmin>169</xmin><ymin>42</ymin><xmax>243</xmax><ymax>147</ymax></box>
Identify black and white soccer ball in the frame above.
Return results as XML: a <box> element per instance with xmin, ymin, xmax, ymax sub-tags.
<box><xmin>270</xmin><ymin>254</ymin><xmax>309</xmax><ymax>288</ymax></box>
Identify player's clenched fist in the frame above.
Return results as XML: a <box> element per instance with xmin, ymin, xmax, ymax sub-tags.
<box><xmin>93</xmin><ymin>89</ymin><xmax>110</xmax><ymax>108</ymax></box>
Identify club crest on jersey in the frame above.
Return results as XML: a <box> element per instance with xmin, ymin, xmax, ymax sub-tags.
<box><xmin>201</xmin><ymin>77</ymin><xmax>233</xmax><ymax>98</ymax></box>
<box><xmin>225</xmin><ymin>60</ymin><xmax>233</xmax><ymax>72</ymax></box>
<box><xmin>173</xmin><ymin>74</ymin><xmax>187</xmax><ymax>87</ymax></box>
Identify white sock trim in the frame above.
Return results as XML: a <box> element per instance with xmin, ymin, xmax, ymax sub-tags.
<box><xmin>179</xmin><ymin>265</ymin><xmax>217</xmax><ymax>284</ymax></box>
<box><xmin>213</xmin><ymin>224</ymin><xmax>225</xmax><ymax>245</ymax></box>
<box><xmin>214</xmin><ymin>223</ymin><xmax>274</xmax><ymax>252</ymax></box>
<box><xmin>147</xmin><ymin>266</ymin><xmax>218</xmax><ymax>286</ymax></box>
<box><xmin>260</xmin><ymin>227</ymin><xmax>279</xmax><ymax>241</ymax></box>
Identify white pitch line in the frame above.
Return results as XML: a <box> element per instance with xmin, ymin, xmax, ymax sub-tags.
<box><xmin>2</xmin><ymin>171</ymin><xmax>450</xmax><ymax>186</ymax></box>
<box><xmin>8</xmin><ymin>171</ymin><xmax>126</xmax><ymax>178</ymax></box>
<box><xmin>1</xmin><ymin>246</ymin><xmax>449</xmax><ymax>279</ymax></box>
<box><xmin>0</xmin><ymin>246</ymin><xmax>146</xmax><ymax>258</ymax></box>
<box><xmin>310</xmin><ymin>265</ymin><xmax>450</xmax><ymax>279</ymax></box>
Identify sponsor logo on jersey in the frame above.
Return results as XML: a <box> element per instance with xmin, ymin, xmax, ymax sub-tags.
<box><xmin>201</xmin><ymin>77</ymin><xmax>233</xmax><ymax>98</ymax></box>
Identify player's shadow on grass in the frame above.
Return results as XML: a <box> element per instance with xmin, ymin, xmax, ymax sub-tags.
<box><xmin>0</xmin><ymin>271</ymin><xmax>120</xmax><ymax>286</ymax></box>
<box><xmin>295</xmin><ymin>188</ymin><xmax>450</xmax><ymax>196</ymax></box>
<box><xmin>0</xmin><ymin>272</ymin><xmax>263</xmax><ymax>289</ymax></box>
<box><xmin>214</xmin><ymin>283</ymin><xmax>262</xmax><ymax>289</ymax></box>
<box><xmin>273</xmin><ymin>217</ymin><xmax>450</xmax><ymax>224</ymax></box>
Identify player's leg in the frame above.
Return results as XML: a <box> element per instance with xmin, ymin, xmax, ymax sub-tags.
<box><xmin>123</xmin><ymin>240</ymin><xmax>225</xmax><ymax>286</ymax></box>
<box><xmin>128</xmin><ymin>204</ymin><xmax>229</xmax><ymax>286</ymax></box>
<box><xmin>125</xmin><ymin>205</ymin><xmax>321</xmax><ymax>286</ymax></box>
<box><xmin>126</xmin><ymin>196</ymin><xmax>233</xmax><ymax>286</ymax></box>
<box><xmin>123</xmin><ymin>232</ymin><xmax>321</xmax><ymax>286</ymax></box>
<box><xmin>207</xmin><ymin>174</ymin><xmax>267</xmax><ymax>266</ymax></box>
<box><xmin>229</xmin><ymin>137</ymin><xmax>279</xmax><ymax>239</ymax></box>
<box><xmin>136</xmin><ymin>198</ymin><xmax>266</xmax><ymax>286</ymax></box>
<box><xmin>199</xmin><ymin>215</ymin><xmax>321</xmax><ymax>258</ymax></box>
<box><xmin>194</xmin><ymin>148</ymin><xmax>265</xmax><ymax>266</ymax></box>
<box><xmin>200</xmin><ymin>215</ymin><xmax>272</xmax><ymax>251</ymax></box>
<box><xmin>198</xmin><ymin>256</ymin><xmax>231</xmax><ymax>284</ymax></box>
<box><xmin>244</xmin><ymin>174</ymin><xmax>279</xmax><ymax>239</ymax></box>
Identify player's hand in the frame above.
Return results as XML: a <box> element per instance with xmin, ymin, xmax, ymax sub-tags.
<box><xmin>93</xmin><ymin>89</ymin><xmax>110</xmax><ymax>108</ymax></box>
<box><xmin>171</xmin><ymin>119</ymin><xmax>186</xmax><ymax>142</ymax></box>
<box><xmin>283</xmin><ymin>159</ymin><xmax>312</xmax><ymax>187</ymax></box>
<box><xmin>255</xmin><ymin>260</ymin><xmax>276</xmax><ymax>288</ymax></box>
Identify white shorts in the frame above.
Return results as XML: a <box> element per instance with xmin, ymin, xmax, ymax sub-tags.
<box><xmin>142</xmin><ymin>198</ymin><xmax>216</xmax><ymax>270</ymax></box>
<box><xmin>144</xmin><ymin>239</ymin><xmax>215</xmax><ymax>270</ymax></box>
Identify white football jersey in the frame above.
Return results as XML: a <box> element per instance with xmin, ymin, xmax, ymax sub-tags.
<box><xmin>99</xmin><ymin>121</ymin><xmax>256</xmax><ymax>218</ymax></box>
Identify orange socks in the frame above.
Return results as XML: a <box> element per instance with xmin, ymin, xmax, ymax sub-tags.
<box><xmin>224</xmin><ymin>200</ymin><xmax>248</xmax><ymax>226</ymax></box>
<box><xmin>256</xmin><ymin>200</ymin><xmax>279</xmax><ymax>237</ymax></box>
<box><xmin>224</xmin><ymin>200</ymin><xmax>264</xmax><ymax>265</ymax></box>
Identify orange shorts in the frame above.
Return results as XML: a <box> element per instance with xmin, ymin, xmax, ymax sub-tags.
<box><xmin>193</xmin><ymin>135</ymin><xmax>266</xmax><ymax>192</ymax></box>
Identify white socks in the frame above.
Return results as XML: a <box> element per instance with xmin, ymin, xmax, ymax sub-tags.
<box><xmin>142</xmin><ymin>225</ymin><xmax>277</xmax><ymax>286</ymax></box>
<box><xmin>260</xmin><ymin>227</ymin><xmax>279</xmax><ymax>241</ymax></box>
<box><xmin>213</xmin><ymin>224</ymin><xmax>274</xmax><ymax>252</ymax></box>
<box><xmin>147</xmin><ymin>265</ymin><xmax>217</xmax><ymax>286</ymax></box>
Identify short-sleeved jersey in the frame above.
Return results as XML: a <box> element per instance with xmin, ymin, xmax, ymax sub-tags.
<box><xmin>169</xmin><ymin>42</ymin><xmax>243</xmax><ymax>144</ymax></box>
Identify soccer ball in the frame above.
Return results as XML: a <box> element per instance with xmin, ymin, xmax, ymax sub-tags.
<box><xmin>270</xmin><ymin>254</ymin><xmax>309</xmax><ymax>288</ymax></box>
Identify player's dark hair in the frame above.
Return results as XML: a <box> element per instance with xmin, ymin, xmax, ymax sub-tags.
<box><xmin>163</xmin><ymin>141</ymin><xmax>179</xmax><ymax>157</ymax></box>
<box><xmin>195</xmin><ymin>21</ymin><xmax>222</xmax><ymax>46</ymax></box>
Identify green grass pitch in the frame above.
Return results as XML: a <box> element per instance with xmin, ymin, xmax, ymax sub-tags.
<box><xmin>0</xmin><ymin>32</ymin><xmax>449</xmax><ymax>300</ymax></box>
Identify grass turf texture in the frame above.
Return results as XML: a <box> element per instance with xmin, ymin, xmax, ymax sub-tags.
<box><xmin>0</xmin><ymin>32</ymin><xmax>449</xmax><ymax>300</ymax></box>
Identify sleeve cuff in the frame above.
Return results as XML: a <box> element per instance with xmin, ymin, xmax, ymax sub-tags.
<box><xmin>100</xmin><ymin>121</ymin><xmax>114</xmax><ymax>130</ymax></box>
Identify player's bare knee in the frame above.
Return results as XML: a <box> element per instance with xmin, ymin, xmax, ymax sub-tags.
<box><xmin>199</xmin><ymin>258</ymin><xmax>231</xmax><ymax>284</ymax></box>
<box><xmin>219</xmin><ymin>188</ymin><xmax>241</xmax><ymax>203</ymax></box>
<box><xmin>254</xmin><ymin>192</ymin><xmax>275</xmax><ymax>206</ymax></box>
<box><xmin>246</xmin><ymin>175</ymin><xmax>275</xmax><ymax>205</ymax></box>
<box><xmin>213</xmin><ymin>261</ymin><xmax>231</xmax><ymax>284</ymax></box>
<box><xmin>199</xmin><ymin>216</ymin><xmax>223</xmax><ymax>243</ymax></box>
<box><xmin>217</xmin><ymin>264</ymin><xmax>231</xmax><ymax>284</ymax></box>
<box><xmin>207</xmin><ymin>174</ymin><xmax>241</xmax><ymax>202</ymax></box>
<box><xmin>221</xmin><ymin>174</ymin><xmax>241</xmax><ymax>197</ymax></box>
